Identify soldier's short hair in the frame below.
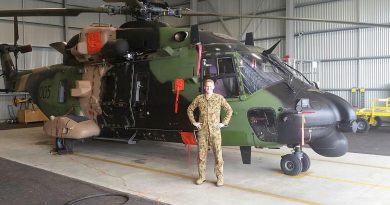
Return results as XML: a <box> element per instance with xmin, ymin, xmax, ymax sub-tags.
<box><xmin>203</xmin><ymin>79</ymin><xmax>214</xmax><ymax>85</ymax></box>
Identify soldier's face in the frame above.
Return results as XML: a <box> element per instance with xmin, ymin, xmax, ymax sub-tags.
<box><xmin>204</xmin><ymin>81</ymin><xmax>214</xmax><ymax>94</ymax></box>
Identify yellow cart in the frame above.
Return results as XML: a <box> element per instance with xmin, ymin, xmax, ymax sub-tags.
<box><xmin>356</xmin><ymin>97</ymin><xmax>390</xmax><ymax>133</ymax></box>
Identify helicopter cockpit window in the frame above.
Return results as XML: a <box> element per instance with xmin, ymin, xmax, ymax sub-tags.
<box><xmin>202</xmin><ymin>57</ymin><xmax>239</xmax><ymax>98</ymax></box>
<box><xmin>240</xmin><ymin>53</ymin><xmax>284</xmax><ymax>94</ymax></box>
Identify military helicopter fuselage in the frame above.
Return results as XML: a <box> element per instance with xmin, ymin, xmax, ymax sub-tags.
<box><xmin>2</xmin><ymin>19</ymin><xmax>357</xmax><ymax>176</ymax></box>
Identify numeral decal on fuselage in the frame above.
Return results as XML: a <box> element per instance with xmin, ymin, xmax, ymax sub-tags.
<box><xmin>39</xmin><ymin>85</ymin><xmax>51</xmax><ymax>99</ymax></box>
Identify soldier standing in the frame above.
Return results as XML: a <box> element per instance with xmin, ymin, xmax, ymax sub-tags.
<box><xmin>187</xmin><ymin>79</ymin><xmax>233</xmax><ymax>187</ymax></box>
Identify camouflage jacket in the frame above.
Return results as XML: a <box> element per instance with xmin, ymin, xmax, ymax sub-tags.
<box><xmin>187</xmin><ymin>93</ymin><xmax>233</xmax><ymax>130</ymax></box>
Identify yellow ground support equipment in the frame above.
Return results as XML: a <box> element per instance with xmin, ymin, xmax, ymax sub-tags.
<box><xmin>355</xmin><ymin>97</ymin><xmax>390</xmax><ymax>133</ymax></box>
<box><xmin>13</xmin><ymin>97</ymin><xmax>48</xmax><ymax>124</ymax></box>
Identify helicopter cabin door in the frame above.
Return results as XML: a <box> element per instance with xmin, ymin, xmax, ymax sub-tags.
<box><xmin>99</xmin><ymin>63</ymin><xmax>139</xmax><ymax>130</ymax></box>
<box><xmin>201</xmin><ymin>57</ymin><xmax>240</xmax><ymax>98</ymax></box>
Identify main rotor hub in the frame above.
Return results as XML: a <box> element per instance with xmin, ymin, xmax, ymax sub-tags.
<box><xmin>102</xmin><ymin>0</ymin><xmax>182</xmax><ymax>21</ymax></box>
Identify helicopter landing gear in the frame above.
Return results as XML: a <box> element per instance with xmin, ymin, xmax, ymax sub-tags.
<box><xmin>53</xmin><ymin>137</ymin><xmax>75</xmax><ymax>154</ymax></box>
<box><xmin>280</xmin><ymin>145</ymin><xmax>310</xmax><ymax>176</ymax></box>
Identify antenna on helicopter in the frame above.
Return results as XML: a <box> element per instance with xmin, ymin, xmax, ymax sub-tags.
<box><xmin>262</xmin><ymin>40</ymin><xmax>281</xmax><ymax>55</ymax></box>
<box><xmin>244</xmin><ymin>32</ymin><xmax>254</xmax><ymax>46</ymax></box>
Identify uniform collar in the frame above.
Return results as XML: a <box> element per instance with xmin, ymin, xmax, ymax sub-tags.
<box><xmin>203</xmin><ymin>93</ymin><xmax>216</xmax><ymax>100</ymax></box>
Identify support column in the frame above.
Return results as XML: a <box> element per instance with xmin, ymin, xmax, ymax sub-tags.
<box><xmin>190</xmin><ymin>0</ymin><xmax>198</xmax><ymax>25</ymax></box>
<box><xmin>62</xmin><ymin>0</ymin><xmax>68</xmax><ymax>41</ymax></box>
<box><xmin>285</xmin><ymin>0</ymin><xmax>294</xmax><ymax>60</ymax></box>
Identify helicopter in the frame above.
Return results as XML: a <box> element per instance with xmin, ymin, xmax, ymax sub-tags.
<box><xmin>3</xmin><ymin>0</ymin><xmax>384</xmax><ymax>176</ymax></box>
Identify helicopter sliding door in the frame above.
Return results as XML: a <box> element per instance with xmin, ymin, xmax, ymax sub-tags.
<box><xmin>99</xmin><ymin>63</ymin><xmax>136</xmax><ymax>131</ymax></box>
<box><xmin>202</xmin><ymin>56</ymin><xmax>240</xmax><ymax>98</ymax></box>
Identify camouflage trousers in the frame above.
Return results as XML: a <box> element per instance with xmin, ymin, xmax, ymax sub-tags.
<box><xmin>197</xmin><ymin>128</ymin><xmax>223</xmax><ymax>179</ymax></box>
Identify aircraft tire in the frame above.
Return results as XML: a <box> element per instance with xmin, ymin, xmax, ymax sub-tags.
<box><xmin>55</xmin><ymin>137</ymin><xmax>74</xmax><ymax>154</ymax></box>
<box><xmin>280</xmin><ymin>154</ymin><xmax>302</xmax><ymax>176</ymax></box>
<box><xmin>301</xmin><ymin>152</ymin><xmax>311</xmax><ymax>172</ymax></box>
<box><xmin>370</xmin><ymin>117</ymin><xmax>382</xmax><ymax>129</ymax></box>
<box><xmin>356</xmin><ymin>118</ymin><xmax>370</xmax><ymax>133</ymax></box>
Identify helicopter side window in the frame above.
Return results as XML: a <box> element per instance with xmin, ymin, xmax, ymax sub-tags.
<box><xmin>215</xmin><ymin>57</ymin><xmax>239</xmax><ymax>98</ymax></box>
<box><xmin>202</xmin><ymin>58</ymin><xmax>218</xmax><ymax>77</ymax></box>
<box><xmin>58</xmin><ymin>80</ymin><xmax>67</xmax><ymax>103</ymax></box>
<box><xmin>217</xmin><ymin>57</ymin><xmax>235</xmax><ymax>74</ymax></box>
<box><xmin>135</xmin><ymin>73</ymin><xmax>149</xmax><ymax>102</ymax></box>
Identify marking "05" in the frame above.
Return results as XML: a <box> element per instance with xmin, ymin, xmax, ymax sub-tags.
<box><xmin>39</xmin><ymin>85</ymin><xmax>51</xmax><ymax>99</ymax></box>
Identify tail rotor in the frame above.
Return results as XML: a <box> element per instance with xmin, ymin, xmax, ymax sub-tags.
<box><xmin>0</xmin><ymin>17</ymin><xmax>31</xmax><ymax>92</ymax></box>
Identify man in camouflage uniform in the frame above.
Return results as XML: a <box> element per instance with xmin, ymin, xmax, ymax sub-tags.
<box><xmin>187</xmin><ymin>79</ymin><xmax>233</xmax><ymax>187</ymax></box>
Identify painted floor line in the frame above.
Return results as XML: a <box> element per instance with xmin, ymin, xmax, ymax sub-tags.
<box><xmin>224</xmin><ymin>147</ymin><xmax>390</xmax><ymax>170</ymax></box>
<box><xmin>73</xmin><ymin>152</ymin><xmax>322</xmax><ymax>205</ymax></box>
<box><xmin>273</xmin><ymin>171</ymin><xmax>390</xmax><ymax>190</ymax></box>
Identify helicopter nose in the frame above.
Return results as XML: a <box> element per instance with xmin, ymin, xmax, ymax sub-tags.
<box><xmin>304</xmin><ymin>92</ymin><xmax>356</xmax><ymax>157</ymax></box>
<box><xmin>308</xmin><ymin>129</ymin><xmax>348</xmax><ymax>157</ymax></box>
<box><xmin>322</xmin><ymin>92</ymin><xmax>357</xmax><ymax>133</ymax></box>
<box><xmin>301</xmin><ymin>91</ymin><xmax>357</xmax><ymax>134</ymax></box>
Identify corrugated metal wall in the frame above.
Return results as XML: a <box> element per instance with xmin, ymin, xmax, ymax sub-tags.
<box><xmin>294</xmin><ymin>0</ymin><xmax>390</xmax><ymax>107</ymax></box>
<box><xmin>0</xmin><ymin>0</ymin><xmax>127</xmax><ymax>121</ymax></box>
<box><xmin>181</xmin><ymin>0</ymin><xmax>390</xmax><ymax>108</ymax></box>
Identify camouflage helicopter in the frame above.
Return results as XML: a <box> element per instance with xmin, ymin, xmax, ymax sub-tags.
<box><xmin>3</xmin><ymin>0</ymin><xmax>387</xmax><ymax>176</ymax></box>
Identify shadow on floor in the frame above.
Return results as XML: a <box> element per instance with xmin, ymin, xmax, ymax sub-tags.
<box><xmin>0</xmin><ymin>122</ymin><xmax>43</xmax><ymax>130</ymax></box>
<box><xmin>0</xmin><ymin>157</ymin><xmax>169</xmax><ymax>205</ymax></box>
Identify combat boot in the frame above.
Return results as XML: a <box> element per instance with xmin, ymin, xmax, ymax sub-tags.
<box><xmin>195</xmin><ymin>178</ymin><xmax>205</xmax><ymax>185</ymax></box>
<box><xmin>216</xmin><ymin>176</ymin><xmax>223</xmax><ymax>187</ymax></box>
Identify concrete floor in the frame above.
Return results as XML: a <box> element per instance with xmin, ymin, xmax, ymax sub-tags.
<box><xmin>1</xmin><ymin>127</ymin><xmax>390</xmax><ymax>205</ymax></box>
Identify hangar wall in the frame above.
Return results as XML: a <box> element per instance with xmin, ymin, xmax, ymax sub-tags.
<box><xmin>180</xmin><ymin>0</ymin><xmax>390</xmax><ymax>108</ymax></box>
<box><xmin>0</xmin><ymin>0</ymin><xmax>127</xmax><ymax>121</ymax></box>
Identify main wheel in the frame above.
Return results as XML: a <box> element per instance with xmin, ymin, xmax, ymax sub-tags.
<box><xmin>370</xmin><ymin>117</ymin><xmax>382</xmax><ymax>129</ymax></box>
<box><xmin>301</xmin><ymin>152</ymin><xmax>311</xmax><ymax>172</ymax></box>
<box><xmin>356</xmin><ymin>118</ymin><xmax>370</xmax><ymax>133</ymax></box>
<box><xmin>280</xmin><ymin>154</ymin><xmax>302</xmax><ymax>176</ymax></box>
<box><xmin>55</xmin><ymin>137</ymin><xmax>74</xmax><ymax>154</ymax></box>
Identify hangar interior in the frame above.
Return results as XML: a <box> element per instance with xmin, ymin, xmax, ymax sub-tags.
<box><xmin>1</xmin><ymin>0</ymin><xmax>389</xmax><ymax>121</ymax></box>
<box><xmin>0</xmin><ymin>0</ymin><xmax>390</xmax><ymax>205</ymax></box>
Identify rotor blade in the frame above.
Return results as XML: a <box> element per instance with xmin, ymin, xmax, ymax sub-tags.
<box><xmin>104</xmin><ymin>0</ymin><xmax>142</xmax><ymax>8</ymax></box>
<box><xmin>0</xmin><ymin>8</ymin><xmax>110</xmax><ymax>17</ymax></box>
<box><xmin>182</xmin><ymin>11</ymin><xmax>390</xmax><ymax>28</ymax></box>
<box><xmin>13</xmin><ymin>16</ymin><xmax>19</xmax><ymax>45</ymax></box>
<box><xmin>17</xmin><ymin>45</ymin><xmax>32</xmax><ymax>54</ymax></box>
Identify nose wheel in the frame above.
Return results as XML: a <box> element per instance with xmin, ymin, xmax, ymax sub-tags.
<box><xmin>280</xmin><ymin>145</ymin><xmax>311</xmax><ymax>176</ymax></box>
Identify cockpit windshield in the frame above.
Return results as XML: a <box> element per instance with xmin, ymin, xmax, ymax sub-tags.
<box><xmin>239</xmin><ymin>52</ymin><xmax>285</xmax><ymax>94</ymax></box>
<box><xmin>201</xmin><ymin>43</ymin><xmax>313</xmax><ymax>96</ymax></box>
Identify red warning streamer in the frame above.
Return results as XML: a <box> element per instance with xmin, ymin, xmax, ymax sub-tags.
<box><xmin>174</xmin><ymin>79</ymin><xmax>185</xmax><ymax>113</ymax></box>
<box><xmin>196</xmin><ymin>43</ymin><xmax>202</xmax><ymax>75</ymax></box>
<box><xmin>180</xmin><ymin>132</ymin><xmax>197</xmax><ymax>162</ymax></box>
